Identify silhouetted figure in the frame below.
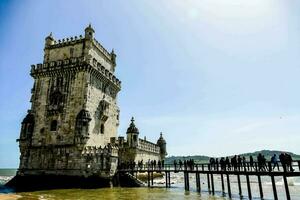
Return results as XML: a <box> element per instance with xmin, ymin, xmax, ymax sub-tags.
<box><xmin>271</xmin><ymin>154</ymin><xmax>279</xmax><ymax>171</ymax></box>
<box><xmin>225</xmin><ymin>157</ymin><xmax>231</xmax><ymax>170</ymax></box>
<box><xmin>174</xmin><ymin>160</ymin><xmax>177</xmax><ymax>171</ymax></box>
<box><xmin>179</xmin><ymin>160</ymin><xmax>183</xmax><ymax>170</ymax></box>
<box><xmin>279</xmin><ymin>153</ymin><xmax>286</xmax><ymax>171</ymax></box>
<box><xmin>231</xmin><ymin>156</ymin><xmax>237</xmax><ymax>171</ymax></box>
<box><xmin>242</xmin><ymin>156</ymin><xmax>246</xmax><ymax>170</ymax></box>
<box><xmin>257</xmin><ymin>153</ymin><xmax>263</xmax><ymax>171</ymax></box>
<box><xmin>249</xmin><ymin>156</ymin><xmax>254</xmax><ymax>171</ymax></box>
<box><xmin>215</xmin><ymin>158</ymin><xmax>219</xmax><ymax>171</ymax></box>
<box><xmin>220</xmin><ymin>157</ymin><xmax>225</xmax><ymax>171</ymax></box>
<box><xmin>158</xmin><ymin>160</ymin><xmax>161</xmax><ymax>170</ymax></box>
<box><xmin>285</xmin><ymin>153</ymin><xmax>294</xmax><ymax>172</ymax></box>
<box><xmin>237</xmin><ymin>155</ymin><xmax>242</xmax><ymax>171</ymax></box>
<box><xmin>209</xmin><ymin>158</ymin><xmax>215</xmax><ymax>170</ymax></box>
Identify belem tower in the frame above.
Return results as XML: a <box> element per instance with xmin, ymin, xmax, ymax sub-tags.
<box><xmin>9</xmin><ymin>25</ymin><xmax>167</xmax><ymax>190</ymax></box>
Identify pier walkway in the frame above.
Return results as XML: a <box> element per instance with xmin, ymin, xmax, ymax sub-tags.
<box><xmin>117</xmin><ymin>160</ymin><xmax>300</xmax><ymax>200</ymax></box>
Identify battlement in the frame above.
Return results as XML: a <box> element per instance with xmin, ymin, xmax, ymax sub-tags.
<box><xmin>138</xmin><ymin>138</ymin><xmax>160</xmax><ymax>154</ymax></box>
<box><xmin>30</xmin><ymin>57</ymin><xmax>121</xmax><ymax>89</ymax></box>
<box><xmin>44</xmin><ymin>25</ymin><xmax>115</xmax><ymax>67</ymax></box>
<box><xmin>82</xmin><ymin>145</ymin><xmax>118</xmax><ymax>157</ymax></box>
<box><xmin>45</xmin><ymin>35</ymin><xmax>84</xmax><ymax>49</ymax></box>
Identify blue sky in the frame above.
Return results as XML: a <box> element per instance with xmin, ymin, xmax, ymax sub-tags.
<box><xmin>1</xmin><ymin>0</ymin><xmax>300</xmax><ymax>168</ymax></box>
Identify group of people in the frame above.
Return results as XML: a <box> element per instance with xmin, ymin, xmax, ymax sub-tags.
<box><xmin>118</xmin><ymin>159</ymin><xmax>165</xmax><ymax>170</ymax></box>
<box><xmin>209</xmin><ymin>153</ymin><xmax>294</xmax><ymax>172</ymax></box>
<box><xmin>118</xmin><ymin>153</ymin><xmax>295</xmax><ymax>172</ymax></box>
<box><xmin>173</xmin><ymin>159</ymin><xmax>195</xmax><ymax>170</ymax></box>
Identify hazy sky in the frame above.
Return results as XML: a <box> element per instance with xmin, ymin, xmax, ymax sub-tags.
<box><xmin>1</xmin><ymin>0</ymin><xmax>300</xmax><ymax>168</ymax></box>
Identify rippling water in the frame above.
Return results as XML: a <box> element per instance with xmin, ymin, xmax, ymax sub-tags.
<box><xmin>1</xmin><ymin>169</ymin><xmax>300</xmax><ymax>200</ymax></box>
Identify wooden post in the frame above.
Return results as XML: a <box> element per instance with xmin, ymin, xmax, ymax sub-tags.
<box><xmin>211</xmin><ymin>173</ymin><xmax>215</xmax><ymax>195</ymax></box>
<box><xmin>271</xmin><ymin>175</ymin><xmax>278</xmax><ymax>200</ymax></box>
<box><xmin>207</xmin><ymin>173</ymin><xmax>211</xmax><ymax>193</ymax></box>
<box><xmin>151</xmin><ymin>171</ymin><xmax>154</xmax><ymax>186</ymax></box>
<box><xmin>257</xmin><ymin>175</ymin><xmax>264</xmax><ymax>199</ymax></box>
<box><xmin>196</xmin><ymin>173</ymin><xmax>201</xmax><ymax>192</ymax></box>
<box><xmin>283</xmin><ymin>175</ymin><xmax>291</xmax><ymax>200</ymax></box>
<box><xmin>187</xmin><ymin>172</ymin><xmax>190</xmax><ymax>191</ymax></box>
<box><xmin>246</xmin><ymin>174</ymin><xmax>252</xmax><ymax>199</ymax></box>
<box><xmin>237</xmin><ymin>174</ymin><xmax>242</xmax><ymax>197</ymax></box>
<box><xmin>147</xmin><ymin>171</ymin><xmax>150</xmax><ymax>187</ymax></box>
<box><xmin>168</xmin><ymin>172</ymin><xmax>171</xmax><ymax>187</ymax></box>
<box><xmin>165</xmin><ymin>172</ymin><xmax>168</xmax><ymax>188</ymax></box>
<box><xmin>226</xmin><ymin>174</ymin><xmax>231</xmax><ymax>198</ymax></box>
<box><xmin>221</xmin><ymin>173</ymin><xmax>225</xmax><ymax>194</ymax></box>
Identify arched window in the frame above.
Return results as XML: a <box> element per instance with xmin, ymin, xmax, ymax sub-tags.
<box><xmin>50</xmin><ymin>120</ymin><xmax>57</xmax><ymax>131</ymax></box>
<box><xmin>100</xmin><ymin>124</ymin><xmax>105</xmax><ymax>134</ymax></box>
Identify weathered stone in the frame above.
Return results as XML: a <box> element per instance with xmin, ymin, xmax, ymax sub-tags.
<box><xmin>16</xmin><ymin>25</ymin><xmax>167</xmax><ymax>184</ymax></box>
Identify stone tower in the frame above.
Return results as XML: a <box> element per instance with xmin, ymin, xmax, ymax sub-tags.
<box><xmin>17</xmin><ymin>25</ymin><xmax>121</xmax><ymax>176</ymax></box>
<box><xmin>126</xmin><ymin>117</ymin><xmax>139</xmax><ymax>147</ymax></box>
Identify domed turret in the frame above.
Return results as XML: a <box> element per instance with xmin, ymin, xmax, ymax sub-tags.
<box><xmin>45</xmin><ymin>32</ymin><xmax>54</xmax><ymax>47</ymax></box>
<box><xmin>126</xmin><ymin>117</ymin><xmax>139</xmax><ymax>134</ymax></box>
<box><xmin>157</xmin><ymin>132</ymin><xmax>167</xmax><ymax>160</ymax></box>
<box><xmin>126</xmin><ymin>117</ymin><xmax>139</xmax><ymax>147</ymax></box>
<box><xmin>85</xmin><ymin>23</ymin><xmax>95</xmax><ymax>40</ymax></box>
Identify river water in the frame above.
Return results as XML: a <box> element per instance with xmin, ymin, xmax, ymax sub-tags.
<box><xmin>1</xmin><ymin>169</ymin><xmax>300</xmax><ymax>200</ymax></box>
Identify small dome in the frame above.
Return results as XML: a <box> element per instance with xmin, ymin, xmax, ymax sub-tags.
<box><xmin>157</xmin><ymin>132</ymin><xmax>166</xmax><ymax>145</ymax></box>
<box><xmin>76</xmin><ymin>109</ymin><xmax>92</xmax><ymax>121</ymax></box>
<box><xmin>126</xmin><ymin>117</ymin><xmax>139</xmax><ymax>134</ymax></box>
<box><xmin>22</xmin><ymin>113</ymin><xmax>35</xmax><ymax>124</ymax></box>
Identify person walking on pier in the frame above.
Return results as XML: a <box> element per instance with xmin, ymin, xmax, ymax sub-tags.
<box><xmin>286</xmin><ymin>153</ymin><xmax>294</xmax><ymax>172</ymax></box>
<box><xmin>231</xmin><ymin>156</ymin><xmax>237</xmax><ymax>171</ymax></box>
<box><xmin>179</xmin><ymin>160</ymin><xmax>183</xmax><ymax>170</ymax></box>
<box><xmin>237</xmin><ymin>155</ymin><xmax>242</xmax><ymax>171</ymax></box>
<box><xmin>271</xmin><ymin>154</ymin><xmax>280</xmax><ymax>171</ymax></box>
<box><xmin>220</xmin><ymin>157</ymin><xmax>225</xmax><ymax>171</ymax></box>
<box><xmin>225</xmin><ymin>157</ymin><xmax>231</xmax><ymax>170</ymax></box>
<box><xmin>209</xmin><ymin>158</ymin><xmax>215</xmax><ymax>170</ymax></box>
<box><xmin>279</xmin><ymin>153</ymin><xmax>286</xmax><ymax>171</ymax></box>
<box><xmin>249</xmin><ymin>155</ymin><xmax>254</xmax><ymax>171</ymax></box>
<box><xmin>174</xmin><ymin>160</ymin><xmax>177</xmax><ymax>171</ymax></box>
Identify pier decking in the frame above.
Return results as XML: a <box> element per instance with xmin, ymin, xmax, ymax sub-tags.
<box><xmin>118</xmin><ymin>160</ymin><xmax>300</xmax><ymax>200</ymax></box>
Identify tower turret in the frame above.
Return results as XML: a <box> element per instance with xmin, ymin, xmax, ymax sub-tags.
<box><xmin>126</xmin><ymin>117</ymin><xmax>139</xmax><ymax>147</ymax></box>
<box><xmin>157</xmin><ymin>132</ymin><xmax>167</xmax><ymax>160</ymax></box>
<box><xmin>45</xmin><ymin>32</ymin><xmax>55</xmax><ymax>47</ymax></box>
<box><xmin>85</xmin><ymin>23</ymin><xmax>95</xmax><ymax>40</ymax></box>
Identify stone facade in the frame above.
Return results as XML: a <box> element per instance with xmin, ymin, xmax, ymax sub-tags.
<box><xmin>17</xmin><ymin>25</ymin><xmax>166</xmax><ymax>180</ymax></box>
<box><xmin>118</xmin><ymin>118</ymin><xmax>167</xmax><ymax>164</ymax></box>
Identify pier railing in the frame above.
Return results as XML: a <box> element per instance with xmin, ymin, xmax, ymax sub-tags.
<box><xmin>117</xmin><ymin>160</ymin><xmax>300</xmax><ymax>200</ymax></box>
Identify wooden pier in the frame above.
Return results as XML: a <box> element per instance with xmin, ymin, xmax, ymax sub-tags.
<box><xmin>118</xmin><ymin>160</ymin><xmax>300</xmax><ymax>199</ymax></box>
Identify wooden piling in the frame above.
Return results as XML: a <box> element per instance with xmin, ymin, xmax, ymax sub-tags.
<box><xmin>221</xmin><ymin>173</ymin><xmax>225</xmax><ymax>194</ymax></box>
<box><xmin>196</xmin><ymin>173</ymin><xmax>201</xmax><ymax>192</ymax></box>
<box><xmin>165</xmin><ymin>172</ymin><xmax>168</xmax><ymax>188</ymax></box>
<box><xmin>186</xmin><ymin>172</ymin><xmax>190</xmax><ymax>191</ymax></box>
<box><xmin>207</xmin><ymin>173</ymin><xmax>211</xmax><ymax>193</ymax></box>
<box><xmin>211</xmin><ymin>173</ymin><xmax>215</xmax><ymax>195</ymax></box>
<box><xmin>283</xmin><ymin>175</ymin><xmax>291</xmax><ymax>200</ymax></box>
<box><xmin>168</xmin><ymin>172</ymin><xmax>171</xmax><ymax>187</ymax></box>
<box><xmin>246</xmin><ymin>174</ymin><xmax>252</xmax><ymax>199</ymax></box>
<box><xmin>271</xmin><ymin>175</ymin><xmax>278</xmax><ymax>200</ymax></box>
<box><xmin>226</xmin><ymin>174</ymin><xmax>231</xmax><ymax>198</ymax></box>
<box><xmin>147</xmin><ymin>171</ymin><xmax>150</xmax><ymax>187</ymax></box>
<box><xmin>257</xmin><ymin>175</ymin><xmax>264</xmax><ymax>199</ymax></box>
<box><xmin>151</xmin><ymin>171</ymin><xmax>154</xmax><ymax>186</ymax></box>
<box><xmin>237</xmin><ymin>174</ymin><xmax>242</xmax><ymax>197</ymax></box>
